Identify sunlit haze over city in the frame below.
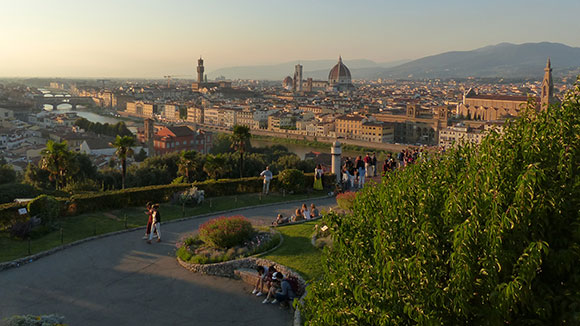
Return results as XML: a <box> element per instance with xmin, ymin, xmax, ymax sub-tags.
<box><xmin>1</xmin><ymin>0</ymin><xmax>579</xmax><ymax>77</ymax></box>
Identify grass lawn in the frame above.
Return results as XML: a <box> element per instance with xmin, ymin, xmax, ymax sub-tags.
<box><xmin>262</xmin><ymin>221</ymin><xmax>323</xmax><ymax>281</ymax></box>
<box><xmin>0</xmin><ymin>191</ymin><xmax>326</xmax><ymax>263</ymax></box>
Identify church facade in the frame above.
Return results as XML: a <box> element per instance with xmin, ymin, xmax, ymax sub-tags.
<box><xmin>457</xmin><ymin>58</ymin><xmax>556</xmax><ymax>121</ymax></box>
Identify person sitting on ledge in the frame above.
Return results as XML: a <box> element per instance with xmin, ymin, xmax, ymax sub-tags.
<box><xmin>310</xmin><ymin>204</ymin><xmax>319</xmax><ymax>218</ymax></box>
<box><xmin>301</xmin><ymin>203</ymin><xmax>311</xmax><ymax>220</ymax></box>
<box><xmin>273</xmin><ymin>213</ymin><xmax>289</xmax><ymax>226</ymax></box>
<box><xmin>252</xmin><ymin>265</ymin><xmax>270</xmax><ymax>297</ymax></box>
<box><xmin>263</xmin><ymin>272</ymin><xmax>297</xmax><ymax>306</ymax></box>
<box><xmin>291</xmin><ymin>209</ymin><xmax>304</xmax><ymax>222</ymax></box>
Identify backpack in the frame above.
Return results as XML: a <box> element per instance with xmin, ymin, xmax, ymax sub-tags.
<box><xmin>285</xmin><ymin>276</ymin><xmax>304</xmax><ymax>297</ymax></box>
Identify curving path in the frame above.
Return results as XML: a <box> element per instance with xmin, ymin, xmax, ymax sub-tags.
<box><xmin>0</xmin><ymin>197</ymin><xmax>336</xmax><ymax>325</ymax></box>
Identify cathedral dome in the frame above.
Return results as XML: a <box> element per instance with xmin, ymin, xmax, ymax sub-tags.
<box><xmin>328</xmin><ymin>56</ymin><xmax>351</xmax><ymax>83</ymax></box>
<box><xmin>282</xmin><ymin>76</ymin><xmax>293</xmax><ymax>89</ymax></box>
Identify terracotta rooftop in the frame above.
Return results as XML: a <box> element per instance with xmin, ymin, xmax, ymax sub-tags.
<box><xmin>466</xmin><ymin>94</ymin><xmax>539</xmax><ymax>102</ymax></box>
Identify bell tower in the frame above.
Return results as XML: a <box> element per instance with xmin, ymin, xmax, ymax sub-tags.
<box><xmin>197</xmin><ymin>56</ymin><xmax>205</xmax><ymax>84</ymax></box>
<box><xmin>541</xmin><ymin>57</ymin><xmax>554</xmax><ymax>110</ymax></box>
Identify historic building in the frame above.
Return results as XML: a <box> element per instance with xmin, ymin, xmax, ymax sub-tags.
<box><xmin>457</xmin><ymin>58</ymin><xmax>555</xmax><ymax>121</ymax></box>
<box><xmin>372</xmin><ymin>104</ymin><xmax>450</xmax><ymax>145</ymax></box>
<box><xmin>328</xmin><ymin>56</ymin><xmax>355</xmax><ymax>92</ymax></box>
<box><xmin>191</xmin><ymin>57</ymin><xmax>232</xmax><ymax>91</ymax></box>
<box><xmin>138</xmin><ymin>124</ymin><xmax>212</xmax><ymax>155</ymax></box>
<box><xmin>293</xmin><ymin>64</ymin><xmax>303</xmax><ymax>92</ymax></box>
<box><xmin>334</xmin><ymin>114</ymin><xmax>394</xmax><ymax>143</ymax></box>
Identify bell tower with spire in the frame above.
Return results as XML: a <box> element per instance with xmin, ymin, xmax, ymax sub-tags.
<box><xmin>197</xmin><ymin>56</ymin><xmax>205</xmax><ymax>84</ymax></box>
<box><xmin>541</xmin><ymin>57</ymin><xmax>554</xmax><ymax>110</ymax></box>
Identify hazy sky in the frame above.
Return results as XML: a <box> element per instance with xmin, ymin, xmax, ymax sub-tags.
<box><xmin>1</xmin><ymin>0</ymin><xmax>578</xmax><ymax>78</ymax></box>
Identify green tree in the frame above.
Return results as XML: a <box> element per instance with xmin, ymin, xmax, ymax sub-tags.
<box><xmin>110</xmin><ymin>135</ymin><xmax>136</xmax><ymax>189</ymax></box>
<box><xmin>230</xmin><ymin>125</ymin><xmax>251</xmax><ymax>178</ymax></box>
<box><xmin>209</xmin><ymin>133</ymin><xmax>234</xmax><ymax>154</ymax></box>
<box><xmin>178</xmin><ymin>150</ymin><xmax>202</xmax><ymax>182</ymax></box>
<box><xmin>303</xmin><ymin>81</ymin><xmax>580</xmax><ymax>324</ymax></box>
<box><xmin>203</xmin><ymin>154</ymin><xmax>230</xmax><ymax>180</ymax></box>
<box><xmin>0</xmin><ymin>163</ymin><xmax>17</xmax><ymax>185</ymax></box>
<box><xmin>40</xmin><ymin>140</ymin><xmax>73</xmax><ymax>190</ymax></box>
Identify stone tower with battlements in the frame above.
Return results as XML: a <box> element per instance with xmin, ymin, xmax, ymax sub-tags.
<box><xmin>541</xmin><ymin>57</ymin><xmax>554</xmax><ymax>110</ymax></box>
<box><xmin>197</xmin><ymin>57</ymin><xmax>205</xmax><ymax>84</ymax></box>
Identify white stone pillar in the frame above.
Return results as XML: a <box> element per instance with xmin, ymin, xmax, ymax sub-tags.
<box><xmin>331</xmin><ymin>141</ymin><xmax>342</xmax><ymax>185</ymax></box>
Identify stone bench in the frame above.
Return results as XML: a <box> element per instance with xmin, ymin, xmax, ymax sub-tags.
<box><xmin>235</xmin><ymin>268</ymin><xmax>260</xmax><ymax>288</ymax></box>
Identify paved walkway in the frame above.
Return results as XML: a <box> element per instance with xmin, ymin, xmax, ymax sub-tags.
<box><xmin>0</xmin><ymin>197</ymin><xmax>336</xmax><ymax>326</ymax></box>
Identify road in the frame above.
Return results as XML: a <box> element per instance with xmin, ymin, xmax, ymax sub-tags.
<box><xmin>0</xmin><ymin>197</ymin><xmax>336</xmax><ymax>326</ymax></box>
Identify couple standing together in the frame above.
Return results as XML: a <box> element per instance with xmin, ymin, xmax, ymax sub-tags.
<box><xmin>144</xmin><ymin>202</ymin><xmax>162</xmax><ymax>244</ymax></box>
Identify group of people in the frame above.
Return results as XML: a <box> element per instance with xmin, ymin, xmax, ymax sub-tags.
<box><xmin>252</xmin><ymin>265</ymin><xmax>299</xmax><ymax>306</ymax></box>
<box><xmin>143</xmin><ymin>202</ymin><xmax>162</xmax><ymax>244</ymax></box>
<box><xmin>273</xmin><ymin>203</ymin><xmax>320</xmax><ymax>226</ymax></box>
<box><xmin>341</xmin><ymin>153</ymin><xmax>377</xmax><ymax>190</ymax></box>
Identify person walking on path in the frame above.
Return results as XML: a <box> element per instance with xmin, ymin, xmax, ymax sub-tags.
<box><xmin>260</xmin><ymin>166</ymin><xmax>273</xmax><ymax>195</ymax></box>
<box><xmin>143</xmin><ymin>202</ymin><xmax>153</xmax><ymax>240</ymax></box>
<box><xmin>147</xmin><ymin>204</ymin><xmax>162</xmax><ymax>244</ymax></box>
<box><xmin>313</xmin><ymin>164</ymin><xmax>324</xmax><ymax>191</ymax></box>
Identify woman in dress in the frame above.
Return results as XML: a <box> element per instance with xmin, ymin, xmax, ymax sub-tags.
<box><xmin>313</xmin><ymin>164</ymin><xmax>324</xmax><ymax>191</ymax></box>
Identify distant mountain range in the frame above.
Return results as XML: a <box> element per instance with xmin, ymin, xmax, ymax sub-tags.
<box><xmin>208</xmin><ymin>42</ymin><xmax>580</xmax><ymax>80</ymax></box>
<box><xmin>207</xmin><ymin>59</ymin><xmax>408</xmax><ymax>81</ymax></box>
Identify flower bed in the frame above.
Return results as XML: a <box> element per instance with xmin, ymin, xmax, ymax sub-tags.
<box><xmin>336</xmin><ymin>191</ymin><xmax>356</xmax><ymax>211</ymax></box>
<box><xmin>176</xmin><ymin>215</ymin><xmax>281</xmax><ymax>264</ymax></box>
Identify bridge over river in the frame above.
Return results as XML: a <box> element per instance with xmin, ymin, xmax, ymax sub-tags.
<box><xmin>34</xmin><ymin>94</ymin><xmax>94</xmax><ymax>110</ymax></box>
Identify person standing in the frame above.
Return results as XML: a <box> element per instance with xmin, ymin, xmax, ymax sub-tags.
<box><xmin>371</xmin><ymin>152</ymin><xmax>377</xmax><ymax>177</ymax></box>
<box><xmin>355</xmin><ymin>156</ymin><xmax>365</xmax><ymax>188</ymax></box>
<box><xmin>363</xmin><ymin>153</ymin><xmax>372</xmax><ymax>178</ymax></box>
<box><xmin>147</xmin><ymin>204</ymin><xmax>161</xmax><ymax>244</ymax></box>
<box><xmin>260</xmin><ymin>166</ymin><xmax>273</xmax><ymax>195</ymax></box>
<box><xmin>313</xmin><ymin>164</ymin><xmax>323</xmax><ymax>191</ymax></box>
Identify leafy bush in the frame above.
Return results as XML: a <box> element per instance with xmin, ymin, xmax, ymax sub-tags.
<box><xmin>27</xmin><ymin>195</ymin><xmax>61</xmax><ymax>224</ymax></box>
<box><xmin>0</xmin><ymin>202</ymin><xmax>28</xmax><ymax>230</ymax></box>
<box><xmin>335</xmin><ymin>192</ymin><xmax>356</xmax><ymax>211</ymax></box>
<box><xmin>303</xmin><ymin>83</ymin><xmax>580</xmax><ymax>324</ymax></box>
<box><xmin>278</xmin><ymin>169</ymin><xmax>306</xmax><ymax>193</ymax></box>
<box><xmin>177</xmin><ymin>229</ymin><xmax>280</xmax><ymax>264</ymax></box>
<box><xmin>177</xmin><ymin>186</ymin><xmax>205</xmax><ymax>206</ymax></box>
<box><xmin>0</xmin><ymin>183</ymin><xmax>39</xmax><ymax>204</ymax></box>
<box><xmin>198</xmin><ymin>215</ymin><xmax>254</xmax><ymax>249</ymax></box>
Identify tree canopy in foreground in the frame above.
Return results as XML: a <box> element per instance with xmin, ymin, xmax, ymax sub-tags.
<box><xmin>303</xmin><ymin>80</ymin><xmax>580</xmax><ymax>325</ymax></box>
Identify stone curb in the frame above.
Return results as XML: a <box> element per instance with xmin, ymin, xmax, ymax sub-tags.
<box><xmin>177</xmin><ymin>256</ymin><xmax>307</xmax><ymax>325</ymax></box>
<box><xmin>0</xmin><ymin>195</ymin><xmax>331</xmax><ymax>273</ymax></box>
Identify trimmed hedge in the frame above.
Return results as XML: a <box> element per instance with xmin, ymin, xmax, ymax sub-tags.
<box><xmin>0</xmin><ymin>173</ymin><xmax>336</xmax><ymax>226</ymax></box>
<box><xmin>0</xmin><ymin>202</ymin><xmax>28</xmax><ymax>230</ymax></box>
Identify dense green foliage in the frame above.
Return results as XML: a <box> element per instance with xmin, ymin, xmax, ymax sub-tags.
<box><xmin>0</xmin><ymin>163</ymin><xmax>17</xmax><ymax>185</ymax></box>
<box><xmin>278</xmin><ymin>169</ymin><xmax>306</xmax><ymax>193</ymax></box>
<box><xmin>198</xmin><ymin>215</ymin><xmax>254</xmax><ymax>249</ymax></box>
<box><xmin>303</xmin><ymin>82</ymin><xmax>580</xmax><ymax>324</ymax></box>
<box><xmin>27</xmin><ymin>195</ymin><xmax>61</xmax><ymax>224</ymax></box>
<box><xmin>0</xmin><ymin>183</ymin><xmax>38</xmax><ymax>204</ymax></box>
<box><xmin>74</xmin><ymin>117</ymin><xmax>132</xmax><ymax>137</ymax></box>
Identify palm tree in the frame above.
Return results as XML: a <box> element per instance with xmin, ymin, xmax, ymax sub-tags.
<box><xmin>40</xmin><ymin>140</ymin><xmax>72</xmax><ymax>190</ymax></box>
<box><xmin>203</xmin><ymin>154</ymin><xmax>229</xmax><ymax>180</ymax></box>
<box><xmin>110</xmin><ymin>135</ymin><xmax>136</xmax><ymax>189</ymax></box>
<box><xmin>178</xmin><ymin>150</ymin><xmax>200</xmax><ymax>182</ymax></box>
<box><xmin>230</xmin><ymin>125</ymin><xmax>251</xmax><ymax>178</ymax></box>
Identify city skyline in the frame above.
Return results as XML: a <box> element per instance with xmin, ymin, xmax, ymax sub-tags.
<box><xmin>1</xmin><ymin>0</ymin><xmax>579</xmax><ymax>78</ymax></box>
